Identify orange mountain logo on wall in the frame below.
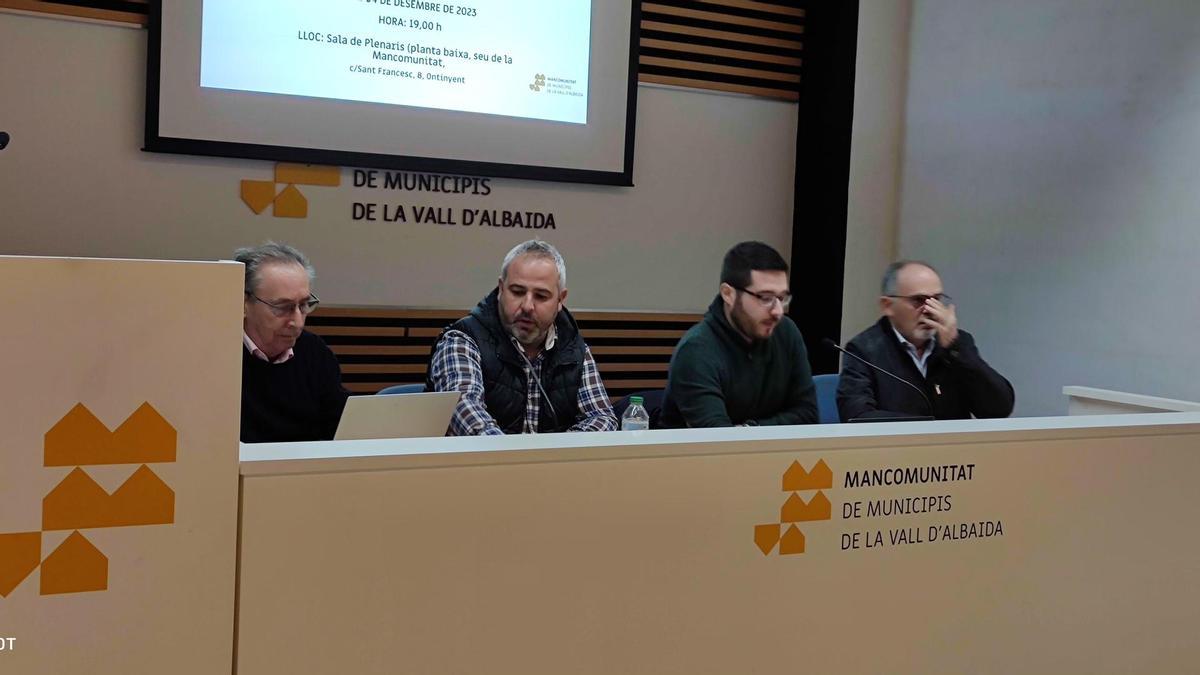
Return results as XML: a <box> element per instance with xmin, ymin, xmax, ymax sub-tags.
<box><xmin>0</xmin><ymin>402</ymin><xmax>176</xmax><ymax>597</ymax></box>
<box><xmin>753</xmin><ymin>459</ymin><xmax>832</xmax><ymax>555</ymax></box>
<box><xmin>240</xmin><ymin>163</ymin><xmax>341</xmax><ymax>218</ymax></box>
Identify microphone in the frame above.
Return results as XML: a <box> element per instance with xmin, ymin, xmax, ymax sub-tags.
<box><xmin>514</xmin><ymin>344</ymin><xmax>559</xmax><ymax>429</ymax></box>
<box><xmin>822</xmin><ymin>338</ymin><xmax>934</xmax><ymax>418</ymax></box>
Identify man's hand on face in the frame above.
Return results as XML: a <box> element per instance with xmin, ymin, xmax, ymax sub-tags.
<box><xmin>920</xmin><ymin>298</ymin><xmax>959</xmax><ymax>349</ymax></box>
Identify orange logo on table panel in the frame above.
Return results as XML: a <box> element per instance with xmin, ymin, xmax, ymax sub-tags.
<box><xmin>780</xmin><ymin>491</ymin><xmax>831</xmax><ymax>523</ymax></box>
<box><xmin>43</xmin><ymin>466</ymin><xmax>174</xmax><ymax>531</ymax></box>
<box><xmin>44</xmin><ymin>402</ymin><xmax>175</xmax><ymax>466</ymax></box>
<box><xmin>0</xmin><ymin>402</ymin><xmax>176</xmax><ymax>597</ymax></box>
<box><xmin>40</xmin><ymin>531</ymin><xmax>108</xmax><ymax>595</ymax></box>
<box><xmin>0</xmin><ymin>533</ymin><xmax>41</xmax><ymax>597</ymax></box>
<box><xmin>782</xmin><ymin>459</ymin><xmax>832</xmax><ymax>491</ymax></box>
<box><xmin>754</xmin><ymin>459</ymin><xmax>832</xmax><ymax>556</ymax></box>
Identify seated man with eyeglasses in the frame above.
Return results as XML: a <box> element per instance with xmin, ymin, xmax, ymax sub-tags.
<box><xmin>235</xmin><ymin>242</ymin><xmax>348</xmax><ymax>442</ymax></box>
<box><xmin>837</xmin><ymin>260</ymin><xmax>1014</xmax><ymax>421</ymax></box>
<box><xmin>661</xmin><ymin>241</ymin><xmax>818</xmax><ymax>428</ymax></box>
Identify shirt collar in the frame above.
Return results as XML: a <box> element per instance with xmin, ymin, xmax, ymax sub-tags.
<box><xmin>508</xmin><ymin>323</ymin><xmax>557</xmax><ymax>361</ymax></box>
<box><xmin>243</xmin><ymin>332</ymin><xmax>295</xmax><ymax>364</ymax></box>
<box><xmin>889</xmin><ymin>324</ymin><xmax>934</xmax><ymax>376</ymax></box>
<box><xmin>890</xmin><ymin>324</ymin><xmax>933</xmax><ymax>354</ymax></box>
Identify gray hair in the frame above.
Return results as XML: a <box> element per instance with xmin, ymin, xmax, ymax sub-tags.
<box><xmin>881</xmin><ymin>260</ymin><xmax>939</xmax><ymax>295</ymax></box>
<box><xmin>499</xmin><ymin>239</ymin><xmax>567</xmax><ymax>289</ymax></box>
<box><xmin>234</xmin><ymin>241</ymin><xmax>316</xmax><ymax>294</ymax></box>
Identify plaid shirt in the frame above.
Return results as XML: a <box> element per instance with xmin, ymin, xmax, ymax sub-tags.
<box><xmin>429</xmin><ymin>329</ymin><xmax>617</xmax><ymax>436</ymax></box>
<box><xmin>243</xmin><ymin>332</ymin><xmax>294</xmax><ymax>364</ymax></box>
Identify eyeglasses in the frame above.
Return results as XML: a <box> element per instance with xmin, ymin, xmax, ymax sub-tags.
<box><xmin>734</xmin><ymin>286</ymin><xmax>792</xmax><ymax>309</ymax></box>
<box><xmin>886</xmin><ymin>293</ymin><xmax>953</xmax><ymax>309</ymax></box>
<box><xmin>248</xmin><ymin>292</ymin><xmax>320</xmax><ymax>317</ymax></box>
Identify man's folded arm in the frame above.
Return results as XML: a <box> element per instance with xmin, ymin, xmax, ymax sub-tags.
<box><xmin>670</xmin><ymin>344</ymin><xmax>734</xmax><ymax>428</ymax></box>
<box><xmin>835</xmin><ymin>343</ymin><xmax>917</xmax><ymax>421</ymax></box>
<box><xmin>753</xmin><ymin>381</ymin><xmax>818</xmax><ymax>425</ymax></box>
<box><xmin>754</xmin><ymin>339</ymin><xmax>818</xmax><ymax>426</ymax></box>
<box><xmin>943</xmin><ymin>333</ymin><xmax>1015</xmax><ymax>418</ymax></box>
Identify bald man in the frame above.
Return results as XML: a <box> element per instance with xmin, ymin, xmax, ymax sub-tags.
<box><xmin>836</xmin><ymin>261</ymin><xmax>1014</xmax><ymax>421</ymax></box>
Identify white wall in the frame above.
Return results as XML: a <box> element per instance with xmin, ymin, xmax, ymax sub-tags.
<box><xmin>843</xmin><ymin>0</ymin><xmax>911</xmax><ymax>341</ymax></box>
<box><xmin>0</xmin><ymin>11</ymin><xmax>798</xmax><ymax>313</ymax></box>
<box><xmin>898</xmin><ymin>0</ymin><xmax>1200</xmax><ymax>414</ymax></box>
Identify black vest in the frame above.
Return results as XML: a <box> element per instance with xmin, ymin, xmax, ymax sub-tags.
<box><xmin>427</xmin><ymin>289</ymin><xmax>585</xmax><ymax>433</ymax></box>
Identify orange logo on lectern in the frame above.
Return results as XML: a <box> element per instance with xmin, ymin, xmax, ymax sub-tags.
<box><xmin>241</xmin><ymin>163</ymin><xmax>341</xmax><ymax>218</ymax></box>
<box><xmin>0</xmin><ymin>403</ymin><xmax>176</xmax><ymax>597</ymax></box>
<box><xmin>754</xmin><ymin>459</ymin><xmax>832</xmax><ymax>555</ymax></box>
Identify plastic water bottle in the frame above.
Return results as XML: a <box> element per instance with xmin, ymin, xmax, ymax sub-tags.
<box><xmin>621</xmin><ymin>395</ymin><xmax>650</xmax><ymax>431</ymax></box>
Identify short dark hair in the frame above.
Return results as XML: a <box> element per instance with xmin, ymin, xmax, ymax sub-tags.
<box><xmin>881</xmin><ymin>260</ymin><xmax>939</xmax><ymax>295</ymax></box>
<box><xmin>720</xmin><ymin>241</ymin><xmax>788</xmax><ymax>289</ymax></box>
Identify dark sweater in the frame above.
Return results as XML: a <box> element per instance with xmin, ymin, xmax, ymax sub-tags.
<box><xmin>661</xmin><ymin>296</ymin><xmax>818</xmax><ymax>428</ymax></box>
<box><xmin>241</xmin><ymin>330</ymin><xmax>349</xmax><ymax>443</ymax></box>
<box><xmin>836</xmin><ymin>317</ymin><xmax>1014</xmax><ymax>421</ymax></box>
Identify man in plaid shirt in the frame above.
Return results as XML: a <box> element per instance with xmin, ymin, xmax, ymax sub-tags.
<box><xmin>426</xmin><ymin>240</ymin><xmax>617</xmax><ymax>435</ymax></box>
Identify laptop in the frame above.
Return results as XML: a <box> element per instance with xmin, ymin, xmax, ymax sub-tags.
<box><xmin>334</xmin><ymin>391</ymin><xmax>461</xmax><ymax>440</ymax></box>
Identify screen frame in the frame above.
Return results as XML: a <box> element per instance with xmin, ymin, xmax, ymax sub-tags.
<box><xmin>143</xmin><ymin>0</ymin><xmax>640</xmax><ymax>186</ymax></box>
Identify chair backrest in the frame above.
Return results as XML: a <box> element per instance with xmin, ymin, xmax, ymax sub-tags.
<box><xmin>612</xmin><ymin>389</ymin><xmax>666</xmax><ymax>429</ymax></box>
<box><xmin>376</xmin><ymin>383</ymin><xmax>426</xmax><ymax>395</ymax></box>
<box><xmin>813</xmin><ymin>373</ymin><xmax>840</xmax><ymax>424</ymax></box>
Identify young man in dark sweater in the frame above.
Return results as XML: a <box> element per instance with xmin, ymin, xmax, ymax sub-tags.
<box><xmin>236</xmin><ymin>242</ymin><xmax>348</xmax><ymax>443</ymax></box>
<box><xmin>662</xmin><ymin>241</ymin><xmax>818</xmax><ymax>428</ymax></box>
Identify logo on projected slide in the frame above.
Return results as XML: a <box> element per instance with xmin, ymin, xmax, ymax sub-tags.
<box><xmin>240</xmin><ymin>163</ymin><xmax>341</xmax><ymax>219</ymax></box>
<box><xmin>0</xmin><ymin>403</ymin><xmax>176</xmax><ymax>598</ymax></box>
<box><xmin>529</xmin><ymin>73</ymin><xmax>546</xmax><ymax>92</ymax></box>
<box><xmin>753</xmin><ymin>459</ymin><xmax>832</xmax><ymax>555</ymax></box>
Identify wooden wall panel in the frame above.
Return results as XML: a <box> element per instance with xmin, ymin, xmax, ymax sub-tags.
<box><xmin>638</xmin><ymin>0</ymin><xmax>803</xmax><ymax>100</ymax></box>
<box><xmin>306</xmin><ymin>307</ymin><xmax>701</xmax><ymax>400</ymax></box>
<box><xmin>0</xmin><ymin>0</ymin><xmax>147</xmax><ymax>25</ymax></box>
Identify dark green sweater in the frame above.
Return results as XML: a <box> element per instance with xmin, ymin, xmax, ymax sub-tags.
<box><xmin>661</xmin><ymin>296</ymin><xmax>818</xmax><ymax>428</ymax></box>
<box><xmin>241</xmin><ymin>330</ymin><xmax>349</xmax><ymax>443</ymax></box>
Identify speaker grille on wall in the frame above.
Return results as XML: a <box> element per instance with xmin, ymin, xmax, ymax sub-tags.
<box><xmin>639</xmin><ymin>1</ymin><xmax>804</xmax><ymax>101</ymax></box>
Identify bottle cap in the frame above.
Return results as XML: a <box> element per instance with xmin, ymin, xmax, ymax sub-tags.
<box><xmin>629</xmin><ymin>395</ymin><xmax>643</xmax><ymax>406</ymax></box>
